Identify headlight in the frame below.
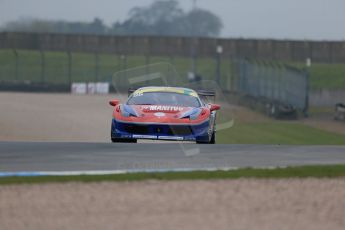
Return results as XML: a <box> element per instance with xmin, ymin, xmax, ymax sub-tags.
<box><xmin>120</xmin><ymin>105</ymin><xmax>138</xmax><ymax>117</ymax></box>
<box><xmin>180</xmin><ymin>108</ymin><xmax>202</xmax><ymax>120</ymax></box>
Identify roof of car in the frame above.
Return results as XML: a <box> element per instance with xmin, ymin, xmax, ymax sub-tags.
<box><xmin>133</xmin><ymin>87</ymin><xmax>198</xmax><ymax>97</ymax></box>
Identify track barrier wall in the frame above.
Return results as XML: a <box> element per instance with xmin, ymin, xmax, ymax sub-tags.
<box><xmin>234</xmin><ymin>60</ymin><xmax>309</xmax><ymax>114</ymax></box>
<box><xmin>0</xmin><ymin>32</ymin><xmax>312</xmax><ymax>117</ymax></box>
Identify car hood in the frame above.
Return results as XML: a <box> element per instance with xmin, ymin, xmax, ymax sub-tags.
<box><xmin>127</xmin><ymin>104</ymin><xmax>200</xmax><ymax>119</ymax></box>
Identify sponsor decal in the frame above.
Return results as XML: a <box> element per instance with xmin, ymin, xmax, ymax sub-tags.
<box><xmin>158</xmin><ymin>136</ymin><xmax>184</xmax><ymax>140</ymax></box>
<box><xmin>132</xmin><ymin>135</ymin><xmax>157</xmax><ymax>139</ymax></box>
<box><xmin>154</xmin><ymin>112</ymin><xmax>166</xmax><ymax>117</ymax></box>
<box><xmin>133</xmin><ymin>92</ymin><xmax>143</xmax><ymax>97</ymax></box>
<box><xmin>142</xmin><ymin>105</ymin><xmax>184</xmax><ymax>112</ymax></box>
<box><xmin>184</xmin><ymin>137</ymin><xmax>196</xmax><ymax>141</ymax></box>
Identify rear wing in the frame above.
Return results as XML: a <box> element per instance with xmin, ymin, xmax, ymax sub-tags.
<box><xmin>197</xmin><ymin>90</ymin><xmax>216</xmax><ymax>103</ymax></box>
<box><xmin>127</xmin><ymin>87</ymin><xmax>216</xmax><ymax>100</ymax></box>
<box><xmin>197</xmin><ymin>90</ymin><xmax>215</xmax><ymax>97</ymax></box>
<box><xmin>128</xmin><ymin>88</ymin><xmax>138</xmax><ymax>96</ymax></box>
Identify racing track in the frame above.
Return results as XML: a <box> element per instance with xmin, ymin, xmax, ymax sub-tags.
<box><xmin>1</xmin><ymin>142</ymin><xmax>345</xmax><ymax>174</ymax></box>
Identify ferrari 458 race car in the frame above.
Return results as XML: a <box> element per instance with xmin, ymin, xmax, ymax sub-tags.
<box><xmin>109</xmin><ymin>86</ymin><xmax>221</xmax><ymax>144</ymax></box>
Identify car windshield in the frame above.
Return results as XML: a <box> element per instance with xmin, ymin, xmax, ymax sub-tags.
<box><xmin>127</xmin><ymin>92</ymin><xmax>201</xmax><ymax>107</ymax></box>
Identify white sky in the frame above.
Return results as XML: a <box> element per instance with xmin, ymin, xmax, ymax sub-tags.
<box><xmin>0</xmin><ymin>0</ymin><xmax>344</xmax><ymax>40</ymax></box>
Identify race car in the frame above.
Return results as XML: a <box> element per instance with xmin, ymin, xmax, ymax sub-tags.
<box><xmin>109</xmin><ymin>86</ymin><xmax>221</xmax><ymax>144</ymax></box>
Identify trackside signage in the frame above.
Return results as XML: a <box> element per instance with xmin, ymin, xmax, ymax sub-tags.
<box><xmin>71</xmin><ymin>82</ymin><xmax>109</xmax><ymax>95</ymax></box>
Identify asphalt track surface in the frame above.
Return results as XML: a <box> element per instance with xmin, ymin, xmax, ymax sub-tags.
<box><xmin>1</xmin><ymin>142</ymin><xmax>345</xmax><ymax>173</ymax></box>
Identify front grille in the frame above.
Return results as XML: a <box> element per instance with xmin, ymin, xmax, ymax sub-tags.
<box><xmin>167</xmin><ymin>126</ymin><xmax>193</xmax><ymax>136</ymax></box>
<box><xmin>124</xmin><ymin>124</ymin><xmax>149</xmax><ymax>134</ymax></box>
<box><xmin>119</xmin><ymin>122</ymin><xmax>194</xmax><ymax>136</ymax></box>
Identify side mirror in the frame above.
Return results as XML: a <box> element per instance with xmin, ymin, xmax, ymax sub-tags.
<box><xmin>109</xmin><ymin>99</ymin><xmax>119</xmax><ymax>106</ymax></box>
<box><xmin>209</xmin><ymin>104</ymin><xmax>221</xmax><ymax>111</ymax></box>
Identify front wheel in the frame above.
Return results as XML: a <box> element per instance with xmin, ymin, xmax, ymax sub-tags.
<box><xmin>111</xmin><ymin>138</ymin><xmax>137</xmax><ymax>143</ymax></box>
<box><xmin>196</xmin><ymin>131</ymin><xmax>216</xmax><ymax>144</ymax></box>
<box><xmin>209</xmin><ymin>131</ymin><xmax>216</xmax><ymax>144</ymax></box>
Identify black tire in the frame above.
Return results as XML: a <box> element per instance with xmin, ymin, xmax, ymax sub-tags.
<box><xmin>209</xmin><ymin>131</ymin><xmax>216</xmax><ymax>144</ymax></box>
<box><xmin>196</xmin><ymin>131</ymin><xmax>216</xmax><ymax>144</ymax></box>
<box><xmin>111</xmin><ymin>126</ymin><xmax>137</xmax><ymax>143</ymax></box>
<box><xmin>196</xmin><ymin>140</ymin><xmax>207</xmax><ymax>144</ymax></box>
<box><xmin>111</xmin><ymin>138</ymin><xmax>137</xmax><ymax>143</ymax></box>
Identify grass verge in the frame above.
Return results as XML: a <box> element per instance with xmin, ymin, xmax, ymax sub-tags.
<box><xmin>1</xmin><ymin>165</ymin><xmax>345</xmax><ymax>185</ymax></box>
<box><xmin>292</xmin><ymin>62</ymin><xmax>345</xmax><ymax>89</ymax></box>
<box><xmin>217</xmin><ymin>122</ymin><xmax>345</xmax><ymax>145</ymax></box>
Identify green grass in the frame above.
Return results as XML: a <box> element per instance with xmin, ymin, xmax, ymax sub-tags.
<box><xmin>292</xmin><ymin>62</ymin><xmax>345</xmax><ymax>89</ymax></box>
<box><xmin>1</xmin><ymin>165</ymin><xmax>345</xmax><ymax>185</ymax></box>
<box><xmin>308</xmin><ymin>63</ymin><xmax>345</xmax><ymax>89</ymax></box>
<box><xmin>217</xmin><ymin>122</ymin><xmax>345</xmax><ymax>145</ymax></box>
<box><xmin>1</xmin><ymin>49</ymin><xmax>344</xmax><ymax>89</ymax></box>
<box><xmin>309</xmin><ymin>106</ymin><xmax>334</xmax><ymax>114</ymax></box>
<box><xmin>0</xmin><ymin>49</ymin><xmax>231</xmax><ymax>86</ymax></box>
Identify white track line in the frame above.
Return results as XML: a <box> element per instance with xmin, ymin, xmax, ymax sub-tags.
<box><xmin>0</xmin><ymin>167</ymin><xmax>240</xmax><ymax>177</ymax></box>
<box><xmin>0</xmin><ymin>166</ymin><xmax>290</xmax><ymax>177</ymax></box>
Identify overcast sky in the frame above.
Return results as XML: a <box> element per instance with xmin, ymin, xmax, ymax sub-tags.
<box><xmin>0</xmin><ymin>0</ymin><xmax>344</xmax><ymax>40</ymax></box>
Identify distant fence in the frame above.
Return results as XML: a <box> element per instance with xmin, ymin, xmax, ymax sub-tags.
<box><xmin>233</xmin><ymin>59</ymin><xmax>309</xmax><ymax>116</ymax></box>
<box><xmin>1</xmin><ymin>32</ymin><xmax>345</xmax><ymax>63</ymax></box>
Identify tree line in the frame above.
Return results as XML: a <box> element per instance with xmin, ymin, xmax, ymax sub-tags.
<box><xmin>1</xmin><ymin>0</ymin><xmax>223</xmax><ymax>37</ymax></box>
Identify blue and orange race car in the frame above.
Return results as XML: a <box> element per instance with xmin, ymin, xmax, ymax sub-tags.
<box><xmin>109</xmin><ymin>86</ymin><xmax>220</xmax><ymax>144</ymax></box>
